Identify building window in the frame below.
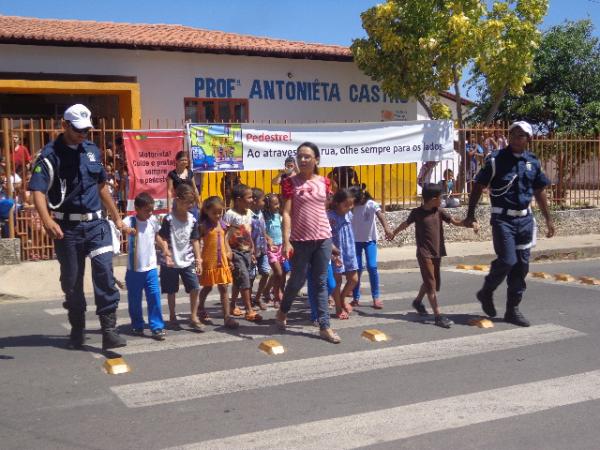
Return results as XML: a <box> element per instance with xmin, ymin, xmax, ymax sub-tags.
<box><xmin>184</xmin><ymin>98</ymin><xmax>248</xmax><ymax>123</ymax></box>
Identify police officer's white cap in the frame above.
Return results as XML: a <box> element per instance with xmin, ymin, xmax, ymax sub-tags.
<box><xmin>508</xmin><ymin>121</ymin><xmax>533</xmax><ymax>137</ymax></box>
<box><xmin>64</xmin><ymin>104</ymin><xmax>93</xmax><ymax>129</ymax></box>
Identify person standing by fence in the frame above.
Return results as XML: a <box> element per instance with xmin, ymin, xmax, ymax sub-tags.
<box><xmin>28</xmin><ymin>104</ymin><xmax>132</xmax><ymax>351</ymax></box>
<box><xmin>463</xmin><ymin>121</ymin><xmax>555</xmax><ymax>327</ymax></box>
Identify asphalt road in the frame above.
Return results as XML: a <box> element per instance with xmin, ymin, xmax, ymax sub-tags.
<box><xmin>2</xmin><ymin>258</ymin><xmax>600</xmax><ymax>450</ymax></box>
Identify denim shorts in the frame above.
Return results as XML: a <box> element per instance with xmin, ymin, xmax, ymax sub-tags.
<box><xmin>256</xmin><ymin>253</ymin><xmax>271</xmax><ymax>276</ymax></box>
<box><xmin>232</xmin><ymin>249</ymin><xmax>253</xmax><ymax>290</ymax></box>
<box><xmin>160</xmin><ymin>264</ymin><xmax>200</xmax><ymax>294</ymax></box>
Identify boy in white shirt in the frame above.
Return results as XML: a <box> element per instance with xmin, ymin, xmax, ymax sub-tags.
<box><xmin>124</xmin><ymin>192</ymin><xmax>167</xmax><ymax>340</ymax></box>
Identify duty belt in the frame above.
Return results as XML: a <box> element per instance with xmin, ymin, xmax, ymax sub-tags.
<box><xmin>490</xmin><ymin>207</ymin><xmax>530</xmax><ymax>217</ymax></box>
<box><xmin>51</xmin><ymin>211</ymin><xmax>102</xmax><ymax>222</ymax></box>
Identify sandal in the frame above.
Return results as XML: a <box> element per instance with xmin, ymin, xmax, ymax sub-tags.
<box><xmin>336</xmin><ymin>311</ymin><xmax>349</xmax><ymax>320</ymax></box>
<box><xmin>372</xmin><ymin>299</ymin><xmax>384</xmax><ymax>310</ymax></box>
<box><xmin>189</xmin><ymin>320</ymin><xmax>206</xmax><ymax>332</ymax></box>
<box><xmin>245</xmin><ymin>311</ymin><xmax>263</xmax><ymax>322</ymax></box>
<box><xmin>231</xmin><ymin>306</ymin><xmax>243</xmax><ymax>317</ymax></box>
<box><xmin>253</xmin><ymin>300</ymin><xmax>268</xmax><ymax>311</ymax></box>
<box><xmin>275</xmin><ymin>310</ymin><xmax>287</xmax><ymax>330</ymax></box>
<box><xmin>224</xmin><ymin>317</ymin><xmax>240</xmax><ymax>329</ymax></box>
<box><xmin>198</xmin><ymin>310</ymin><xmax>214</xmax><ymax>325</ymax></box>
<box><xmin>166</xmin><ymin>320</ymin><xmax>183</xmax><ymax>331</ymax></box>
<box><xmin>350</xmin><ymin>299</ymin><xmax>360</xmax><ymax>307</ymax></box>
<box><xmin>319</xmin><ymin>328</ymin><xmax>341</xmax><ymax>344</ymax></box>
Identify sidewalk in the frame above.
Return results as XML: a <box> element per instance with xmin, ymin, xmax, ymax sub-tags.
<box><xmin>1</xmin><ymin>234</ymin><xmax>599</xmax><ymax>301</ymax></box>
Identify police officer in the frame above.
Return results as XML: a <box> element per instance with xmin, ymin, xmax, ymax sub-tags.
<box><xmin>463</xmin><ymin>121</ymin><xmax>555</xmax><ymax>326</ymax></box>
<box><xmin>29</xmin><ymin>104</ymin><xmax>132</xmax><ymax>350</ymax></box>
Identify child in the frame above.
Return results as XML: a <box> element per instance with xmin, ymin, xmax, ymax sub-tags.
<box><xmin>157</xmin><ymin>183</ymin><xmax>204</xmax><ymax>331</ymax></box>
<box><xmin>328</xmin><ymin>189</ymin><xmax>359</xmax><ymax>319</ymax></box>
<box><xmin>263</xmin><ymin>193</ymin><xmax>287</xmax><ymax>308</ymax></box>
<box><xmin>441</xmin><ymin>169</ymin><xmax>460</xmax><ymax>208</ymax></box>
<box><xmin>223</xmin><ymin>183</ymin><xmax>262</xmax><ymax>322</ymax></box>
<box><xmin>348</xmin><ymin>184</ymin><xmax>394</xmax><ymax>309</ymax></box>
<box><xmin>391</xmin><ymin>183</ymin><xmax>477</xmax><ymax>328</ymax></box>
<box><xmin>123</xmin><ymin>192</ymin><xmax>166</xmax><ymax>340</ymax></box>
<box><xmin>197</xmin><ymin>196</ymin><xmax>239</xmax><ymax>329</ymax></box>
<box><xmin>250</xmin><ymin>188</ymin><xmax>273</xmax><ymax>310</ymax></box>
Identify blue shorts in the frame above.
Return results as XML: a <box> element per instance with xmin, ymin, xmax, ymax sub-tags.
<box><xmin>256</xmin><ymin>254</ymin><xmax>271</xmax><ymax>276</ymax></box>
<box><xmin>160</xmin><ymin>265</ymin><xmax>200</xmax><ymax>294</ymax></box>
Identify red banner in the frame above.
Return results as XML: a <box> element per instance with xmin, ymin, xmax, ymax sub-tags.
<box><xmin>123</xmin><ymin>130</ymin><xmax>184</xmax><ymax>214</ymax></box>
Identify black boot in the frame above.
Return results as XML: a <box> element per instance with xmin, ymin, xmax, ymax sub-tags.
<box><xmin>476</xmin><ymin>289</ymin><xmax>497</xmax><ymax>317</ymax></box>
<box><xmin>99</xmin><ymin>311</ymin><xmax>127</xmax><ymax>350</ymax></box>
<box><xmin>504</xmin><ymin>298</ymin><xmax>530</xmax><ymax>327</ymax></box>
<box><xmin>67</xmin><ymin>309</ymin><xmax>86</xmax><ymax>350</ymax></box>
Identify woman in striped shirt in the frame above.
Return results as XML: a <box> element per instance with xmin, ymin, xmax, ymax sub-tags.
<box><xmin>275</xmin><ymin>142</ymin><xmax>341</xmax><ymax>343</ymax></box>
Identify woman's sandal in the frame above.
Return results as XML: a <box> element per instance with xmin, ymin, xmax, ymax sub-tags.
<box><xmin>231</xmin><ymin>306</ymin><xmax>244</xmax><ymax>317</ymax></box>
<box><xmin>198</xmin><ymin>310</ymin><xmax>214</xmax><ymax>325</ymax></box>
<box><xmin>189</xmin><ymin>320</ymin><xmax>205</xmax><ymax>332</ymax></box>
<box><xmin>224</xmin><ymin>317</ymin><xmax>239</xmax><ymax>329</ymax></box>
<box><xmin>336</xmin><ymin>311</ymin><xmax>349</xmax><ymax>320</ymax></box>
<box><xmin>166</xmin><ymin>320</ymin><xmax>183</xmax><ymax>331</ymax></box>
<box><xmin>372</xmin><ymin>299</ymin><xmax>384</xmax><ymax>310</ymax></box>
<box><xmin>244</xmin><ymin>311</ymin><xmax>263</xmax><ymax>322</ymax></box>
<box><xmin>350</xmin><ymin>299</ymin><xmax>360</xmax><ymax>307</ymax></box>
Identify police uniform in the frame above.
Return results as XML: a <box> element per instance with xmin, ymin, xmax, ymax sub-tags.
<box><xmin>29</xmin><ymin>132</ymin><xmax>124</xmax><ymax>349</ymax></box>
<box><xmin>474</xmin><ymin>146</ymin><xmax>550</xmax><ymax>324</ymax></box>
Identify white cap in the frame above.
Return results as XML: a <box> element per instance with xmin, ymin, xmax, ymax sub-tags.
<box><xmin>508</xmin><ymin>120</ymin><xmax>533</xmax><ymax>137</ymax></box>
<box><xmin>63</xmin><ymin>104</ymin><xmax>93</xmax><ymax>129</ymax></box>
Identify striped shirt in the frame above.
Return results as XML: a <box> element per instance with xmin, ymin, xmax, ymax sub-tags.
<box><xmin>282</xmin><ymin>174</ymin><xmax>332</xmax><ymax>241</ymax></box>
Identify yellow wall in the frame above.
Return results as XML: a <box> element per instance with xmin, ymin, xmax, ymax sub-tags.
<box><xmin>0</xmin><ymin>79</ymin><xmax>141</xmax><ymax>129</ymax></box>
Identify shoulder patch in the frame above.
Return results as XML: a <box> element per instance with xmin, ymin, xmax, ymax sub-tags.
<box><xmin>34</xmin><ymin>165</ymin><xmax>42</xmax><ymax>173</ymax></box>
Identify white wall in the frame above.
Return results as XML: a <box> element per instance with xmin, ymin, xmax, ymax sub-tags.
<box><xmin>0</xmin><ymin>44</ymin><xmax>420</xmax><ymax>124</ymax></box>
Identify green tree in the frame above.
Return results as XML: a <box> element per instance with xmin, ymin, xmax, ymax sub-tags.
<box><xmin>471</xmin><ymin>20</ymin><xmax>600</xmax><ymax>135</ymax></box>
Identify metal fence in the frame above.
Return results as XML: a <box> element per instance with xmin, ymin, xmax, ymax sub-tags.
<box><xmin>1</xmin><ymin>118</ymin><xmax>599</xmax><ymax>261</ymax></box>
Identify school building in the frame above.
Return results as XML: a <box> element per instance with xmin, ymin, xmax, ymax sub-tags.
<box><xmin>0</xmin><ymin>15</ymin><xmax>469</xmax><ymax>203</ymax></box>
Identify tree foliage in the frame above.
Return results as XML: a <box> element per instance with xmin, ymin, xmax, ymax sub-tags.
<box><xmin>351</xmin><ymin>0</ymin><xmax>547</xmax><ymax>124</ymax></box>
<box><xmin>470</xmin><ymin>20</ymin><xmax>600</xmax><ymax>135</ymax></box>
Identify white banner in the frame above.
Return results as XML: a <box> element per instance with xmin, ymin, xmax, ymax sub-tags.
<box><xmin>187</xmin><ymin>120</ymin><xmax>454</xmax><ymax>172</ymax></box>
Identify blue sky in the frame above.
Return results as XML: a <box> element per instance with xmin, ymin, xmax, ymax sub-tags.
<box><xmin>1</xmin><ymin>0</ymin><xmax>598</xmax><ymax>45</ymax></box>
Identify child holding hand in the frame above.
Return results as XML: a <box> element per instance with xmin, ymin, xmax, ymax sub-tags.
<box><xmin>391</xmin><ymin>184</ymin><xmax>478</xmax><ymax>328</ymax></box>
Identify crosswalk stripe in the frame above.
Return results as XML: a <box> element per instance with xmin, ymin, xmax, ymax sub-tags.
<box><xmin>166</xmin><ymin>369</ymin><xmax>600</xmax><ymax>450</ymax></box>
<box><xmin>111</xmin><ymin>324</ymin><xmax>583</xmax><ymax>408</ymax></box>
<box><xmin>62</xmin><ymin>302</ymin><xmax>482</xmax><ymax>358</ymax></box>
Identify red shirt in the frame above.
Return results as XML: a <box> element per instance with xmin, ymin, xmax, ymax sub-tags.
<box><xmin>282</xmin><ymin>174</ymin><xmax>332</xmax><ymax>241</ymax></box>
<box><xmin>13</xmin><ymin>145</ymin><xmax>31</xmax><ymax>172</ymax></box>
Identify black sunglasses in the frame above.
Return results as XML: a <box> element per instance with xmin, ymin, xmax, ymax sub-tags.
<box><xmin>68</xmin><ymin>122</ymin><xmax>92</xmax><ymax>134</ymax></box>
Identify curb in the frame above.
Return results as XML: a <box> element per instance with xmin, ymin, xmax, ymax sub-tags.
<box><xmin>378</xmin><ymin>245</ymin><xmax>600</xmax><ymax>270</ymax></box>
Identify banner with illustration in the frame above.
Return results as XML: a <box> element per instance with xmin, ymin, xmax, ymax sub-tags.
<box><xmin>187</xmin><ymin>120</ymin><xmax>454</xmax><ymax>172</ymax></box>
<box><xmin>123</xmin><ymin>130</ymin><xmax>184</xmax><ymax>213</ymax></box>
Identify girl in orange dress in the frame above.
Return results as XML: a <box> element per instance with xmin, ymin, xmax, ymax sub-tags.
<box><xmin>197</xmin><ymin>196</ymin><xmax>239</xmax><ymax>329</ymax></box>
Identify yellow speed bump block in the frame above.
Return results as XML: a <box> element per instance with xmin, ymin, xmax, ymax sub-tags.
<box><xmin>472</xmin><ymin>265</ymin><xmax>489</xmax><ymax>271</ymax></box>
<box><xmin>456</xmin><ymin>264</ymin><xmax>473</xmax><ymax>270</ymax></box>
<box><xmin>103</xmin><ymin>357</ymin><xmax>131</xmax><ymax>375</ymax></box>
<box><xmin>361</xmin><ymin>329</ymin><xmax>388</xmax><ymax>342</ymax></box>
<box><xmin>532</xmin><ymin>272</ymin><xmax>553</xmax><ymax>279</ymax></box>
<box><xmin>259</xmin><ymin>340</ymin><xmax>285</xmax><ymax>355</ymax></box>
<box><xmin>468</xmin><ymin>317</ymin><xmax>494</xmax><ymax>328</ymax></box>
<box><xmin>554</xmin><ymin>273</ymin><xmax>575</xmax><ymax>282</ymax></box>
<box><xmin>580</xmin><ymin>276</ymin><xmax>600</xmax><ymax>286</ymax></box>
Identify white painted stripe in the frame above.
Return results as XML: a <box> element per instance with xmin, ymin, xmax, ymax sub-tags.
<box><xmin>111</xmin><ymin>324</ymin><xmax>583</xmax><ymax>408</ymax></box>
<box><xmin>169</xmin><ymin>369</ymin><xmax>600</xmax><ymax>450</ymax></box>
<box><xmin>66</xmin><ymin>302</ymin><xmax>482</xmax><ymax>358</ymax></box>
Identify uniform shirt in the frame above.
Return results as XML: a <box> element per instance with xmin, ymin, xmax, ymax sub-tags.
<box><xmin>407</xmin><ymin>206</ymin><xmax>452</xmax><ymax>259</ymax></box>
<box><xmin>281</xmin><ymin>175</ymin><xmax>332</xmax><ymax>241</ymax></box>
<box><xmin>158</xmin><ymin>212</ymin><xmax>198</xmax><ymax>268</ymax></box>
<box><xmin>124</xmin><ymin>215</ymin><xmax>160</xmax><ymax>272</ymax></box>
<box><xmin>223</xmin><ymin>208</ymin><xmax>253</xmax><ymax>252</ymax></box>
<box><xmin>28</xmin><ymin>135</ymin><xmax>106</xmax><ymax>214</ymax></box>
<box><xmin>475</xmin><ymin>147</ymin><xmax>550</xmax><ymax>210</ymax></box>
<box><xmin>352</xmin><ymin>200</ymin><xmax>381</xmax><ymax>242</ymax></box>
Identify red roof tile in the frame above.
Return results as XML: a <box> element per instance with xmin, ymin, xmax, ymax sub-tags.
<box><xmin>0</xmin><ymin>15</ymin><xmax>353</xmax><ymax>61</ymax></box>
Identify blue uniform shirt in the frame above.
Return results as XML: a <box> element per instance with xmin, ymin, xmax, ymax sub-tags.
<box><xmin>28</xmin><ymin>135</ymin><xmax>106</xmax><ymax>214</ymax></box>
<box><xmin>475</xmin><ymin>146</ymin><xmax>550</xmax><ymax>210</ymax></box>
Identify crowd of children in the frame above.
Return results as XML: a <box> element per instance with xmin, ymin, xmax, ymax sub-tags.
<box><xmin>124</xmin><ymin>168</ymin><xmax>478</xmax><ymax>342</ymax></box>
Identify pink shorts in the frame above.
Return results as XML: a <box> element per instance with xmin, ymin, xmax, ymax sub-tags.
<box><xmin>267</xmin><ymin>244</ymin><xmax>285</xmax><ymax>265</ymax></box>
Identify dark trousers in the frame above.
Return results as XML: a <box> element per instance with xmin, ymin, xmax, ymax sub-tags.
<box><xmin>482</xmin><ymin>214</ymin><xmax>534</xmax><ymax>306</ymax></box>
<box><xmin>54</xmin><ymin>219</ymin><xmax>119</xmax><ymax>315</ymax></box>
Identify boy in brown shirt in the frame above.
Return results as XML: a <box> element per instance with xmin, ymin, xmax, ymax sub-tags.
<box><xmin>391</xmin><ymin>184</ymin><xmax>477</xmax><ymax>328</ymax></box>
